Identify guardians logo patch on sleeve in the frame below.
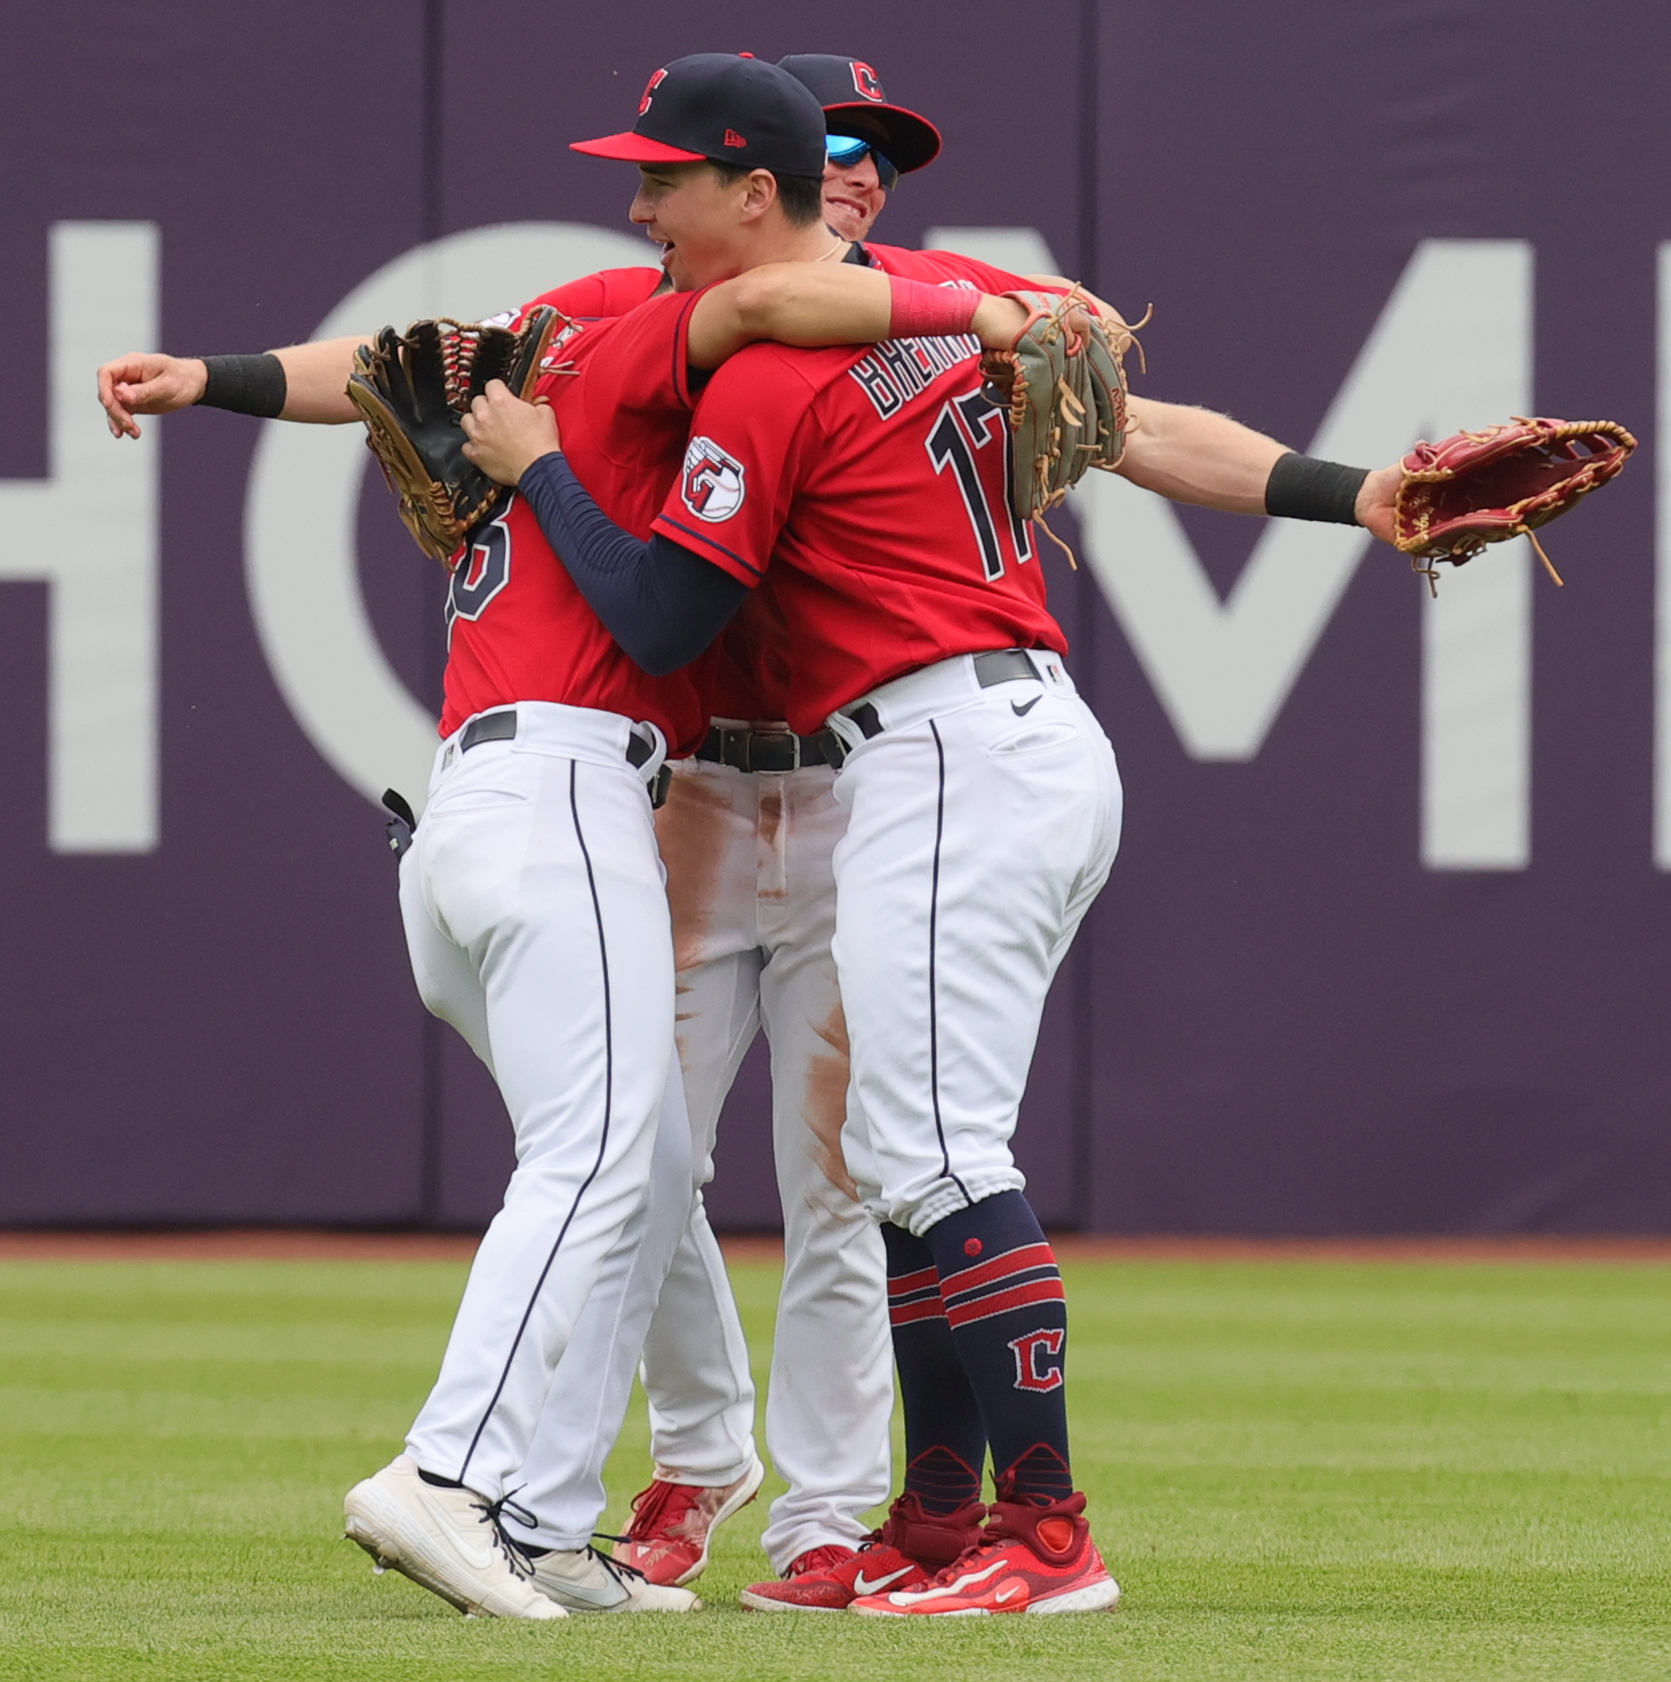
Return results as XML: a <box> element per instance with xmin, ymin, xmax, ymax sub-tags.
<box><xmin>680</xmin><ymin>437</ymin><xmax>747</xmax><ymax>522</ymax></box>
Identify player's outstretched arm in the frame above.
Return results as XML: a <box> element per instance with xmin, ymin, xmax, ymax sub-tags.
<box><xmin>270</xmin><ymin>338</ymin><xmax>370</xmax><ymax>424</ymax></box>
<box><xmin>97</xmin><ymin>336</ymin><xmax>368</xmax><ymax>439</ymax></box>
<box><xmin>684</xmin><ymin>264</ymin><xmax>1030</xmax><ymax>370</ymax></box>
<box><xmin>1118</xmin><ymin>397</ymin><xmax>1399</xmax><ymax>544</ymax></box>
<box><xmin>1116</xmin><ymin>398</ymin><xmax>1288</xmax><ymax>514</ymax></box>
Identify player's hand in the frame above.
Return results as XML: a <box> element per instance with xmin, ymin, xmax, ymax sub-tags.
<box><xmin>1021</xmin><ymin>276</ymin><xmax>1136</xmax><ymax>357</ymax></box>
<box><xmin>97</xmin><ymin>352</ymin><xmax>207</xmax><ymax>439</ymax></box>
<box><xmin>460</xmin><ymin>380</ymin><xmax>562</xmax><ymax>485</ymax></box>
<box><xmin>972</xmin><ymin>292</ymin><xmax>1124</xmax><ymax>360</ymax></box>
<box><xmin>971</xmin><ymin>294</ymin><xmax>1031</xmax><ymax>351</ymax></box>
<box><xmin>1355</xmin><ymin>463</ymin><xmax>1402</xmax><ymax>545</ymax></box>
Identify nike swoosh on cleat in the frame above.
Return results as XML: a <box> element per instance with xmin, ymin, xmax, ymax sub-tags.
<box><xmin>415</xmin><ymin>1490</ymin><xmax>494</xmax><ymax>1570</ymax></box>
<box><xmin>1011</xmin><ymin>696</ymin><xmax>1042</xmax><ymax>716</ymax></box>
<box><xmin>994</xmin><ymin>1583</ymin><xmax>1025</xmax><ymax>1604</ymax></box>
<box><xmin>911</xmin><ymin>1558</ymin><xmax>1010</xmax><ymax>1600</ymax></box>
<box><xmin>544</xmin><ymin>1579</ymin><xmax>624</xmax><ymax>1609</ymax></box>
<box><xmin>853</xmin><ymin>1566</ymin><xmax>913</xmax><ymax>1595</ymax></box>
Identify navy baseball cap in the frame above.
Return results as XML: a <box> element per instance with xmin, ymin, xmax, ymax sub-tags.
<box><xmin>776</xmin><ymin>54</ymin><xmax>942</xmax><ymax>174</ymax></box>
<box><xmin>572</xmin><ymin>54</ymin><xmax>828</xmax><ymax>177</ymax></box>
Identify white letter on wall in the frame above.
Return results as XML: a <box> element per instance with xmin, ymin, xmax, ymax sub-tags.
<box><xmin>1074</xmin><ymin>240</ymin><xmax>1533</xmax><ymax>869</ymax></box>
<box><xmin>244</xmin><ymin>222</ymin><xmax>653</xmax><ymax>812</ymax></box>
<box><xmin>923</xmin><ymin>226</ymin><xmax>1062</xmax><ymax>278</ymax></box>
<box><xmin>0</xmin><ymin>222</ymin><xmax>159</xmax><ymax>852</ymax></box>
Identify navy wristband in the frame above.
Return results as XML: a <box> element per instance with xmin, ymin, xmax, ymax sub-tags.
<box><xmin>1265</xmin><ymin>451</ymin><xmax>1369</xmax><ymax>525</ymax></box>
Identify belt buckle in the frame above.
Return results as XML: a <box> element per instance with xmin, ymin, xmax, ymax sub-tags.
<box><xmin>747</xmin><ymin>728</ymin><xmax>799</xmax><ymax>773</ymax></box>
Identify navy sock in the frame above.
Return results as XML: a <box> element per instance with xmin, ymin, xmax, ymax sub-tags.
<box><xmin>921</xmin><ymin>1190</ymin><xmax>1074</xmax><ymax>1506</ymax></box>
<box><xmin>418</xmin><ymin>1468</ymin><xmax>465</xmax><ymax>1489</ymax></box>
<box><xmin>881</xmin><ymin>1221</ymin><xmax>986</xmax><ymax>1514</ymax></box>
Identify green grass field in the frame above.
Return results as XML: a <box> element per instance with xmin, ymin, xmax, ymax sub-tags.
<box><xmin>1</xmin><ymin>1254</ymin><xmax>1667</xmax><ymax>1681</ymax></box>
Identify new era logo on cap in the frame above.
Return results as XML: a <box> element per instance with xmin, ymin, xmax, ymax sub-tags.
<box><xmin>723</xmin><ymin>129</ymin><xmax>746</xmax><ymax>147</ymax></box>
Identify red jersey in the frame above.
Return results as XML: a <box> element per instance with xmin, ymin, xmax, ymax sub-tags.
<box><xmin>657</xmin><ymin>243</ymin><xmax>1068</xmax><ymax>734</ymax></box>
<box><xmin>506</xmin><ymin>267</ymin><xmax>664</xmax><ymax>322</ymax></box>
<box><xmin>438</xmin><ymin>273</ymin><xmax>713</xmax><ymax>751</ymax></box>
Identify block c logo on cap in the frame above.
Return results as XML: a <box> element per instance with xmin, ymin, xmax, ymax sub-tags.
<box><xmin>681</xmin><ymin>436</ymin><xmax>747</xmax><ymax>522</ymax></box>
<box><xmin>849</xmin><ymin>60</ymin><xmax>884</xmax><ymax>100</ymax></box>
<box><xmin>639</xmin><ymin>68</ymin><xmax>668</xmax><ymax>115</ymax></box>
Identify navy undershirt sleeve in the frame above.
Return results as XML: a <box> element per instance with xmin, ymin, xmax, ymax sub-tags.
<box><xmin>516</xmin><ymin>451</ymin><xmax>749</xmax><ymax>675</ymax></box>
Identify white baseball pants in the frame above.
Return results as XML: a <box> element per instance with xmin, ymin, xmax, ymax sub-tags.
<box><xmin>398</xmin><ymin>701</ymin><xmax>686</xmax><ymax>1501</ymax></box>
<box><xmin>828</xmin><ymin>652</ymin><xmax>1123</xmax><ymax>1236</ymax></box>
<box><xmin>494</xmin><ymin>1074</ymin><xmax>698</xmax><ymax>1550</ymax></box>
<box><xmin>502</xmin><ymin>749</ymin><xmax>893</xmax><ymax>1571</ymax></box>
<box><xmin>641</xmin><ymin>754</ymin><xmax>894</xmax><ymax>1570</ymax></box>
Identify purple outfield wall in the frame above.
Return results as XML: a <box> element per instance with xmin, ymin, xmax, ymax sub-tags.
<box><xmin>0</xmin><ymin>2</ymin><xmax>1668</xmax><ymax>1232</ymax></box>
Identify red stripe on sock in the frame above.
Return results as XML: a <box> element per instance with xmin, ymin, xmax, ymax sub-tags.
<box><xmin>943</xmin><ymin>1276</ymin><xmax>1065</xmax><ymax>1328</ymax></box>
<box><xmin>889</xmin><ymin>1296</ymin><xmax>948</xmax><ymax>1327</ymax></box>
<box><xmin>887</xmin><ymin>1265</ymin><xmax>941</xmax><ymax>1298</ymax></box>
<box><xmin>939</xmin><ymin>1242</ymin><xmax>1057</xmax><ymax>1299</ymax></box>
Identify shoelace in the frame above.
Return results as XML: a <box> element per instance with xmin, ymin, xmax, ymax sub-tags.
<box><xmin>585</xmin><ymin>1544</ymin><xmax>650</xmax><ymax>1589</ymax></box>
<box><xmin>786</xmin><ymin>1543</ymin><xmax>856</xmax><ymax>1579</ymax></box>
<box><xmin>621</xmin><ymin>1479</ymin><xmax>694</xmax><ymax>1540</ymax></box>
<box><xmin>914</xmin><ymin>1514</ymin><xmax>1018</xmax><ymax>1587</ymax></box>
<box><xmin>474</xmin><ymin>1490</ymin><xmax>541</xmax><ymax>1582</ymax></box>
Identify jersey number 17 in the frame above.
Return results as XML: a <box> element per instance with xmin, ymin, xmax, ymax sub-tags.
<box><xmin>926</xmin><ymin>387</ymin><xmax>1034</xmax><ymax>581</ymax></box>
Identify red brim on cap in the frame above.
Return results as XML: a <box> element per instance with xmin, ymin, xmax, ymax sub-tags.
<box><xmin>823</xmin><ymin>101</ymin><xmax>942</xmax><ymax>174</ymax></box>
<box><xmin>570</xmin><ymin>132</ymin><xmax>708</xmax><ymax>163</ymax></box>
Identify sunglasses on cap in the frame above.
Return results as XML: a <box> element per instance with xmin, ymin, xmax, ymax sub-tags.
<box><xmin>825</xmin><ymin>132</ymin><xmax>899</xmax><ymax>190</ymax></box>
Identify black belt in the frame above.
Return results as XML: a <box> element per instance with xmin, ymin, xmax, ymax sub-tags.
<box><xmin>841</xmin><ymin>648</ymin><xmax>1044</xmax><ymax>746</ymax></box>
<box><xmin>461</xmin><ymin>707</ymin><xmax>656</xmax><ymax>768</ymax></box>
<box><xmin>384</xmin><ymin>709</ymin><xmax>665</xmax><ymax>857</ymax></box>
<box><xmin>695</xmin><ymin>723</ymin><xmax>842</xmax><ymax>774</ymax></box>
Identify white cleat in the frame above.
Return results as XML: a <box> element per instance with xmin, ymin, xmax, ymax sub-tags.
<box><xmin>530</xmin><ymin>1546</ymin><xmax>702</xmax><ymax>1613</ymax></box>
<box><xmin>343</xmin><ymin>1455</ymin><xmax>565</xmax><ymax>1620</ymax></box>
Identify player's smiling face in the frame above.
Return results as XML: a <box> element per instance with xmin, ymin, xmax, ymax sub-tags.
<box><xmin>631</xmin><ymin>162</ymin><xmax>762</xmax><ymax>292</ymax></box>
<box><xmin>821</xmin><ymin>153</ymin><xmax>887</xmax><ymax>243</ymax></box>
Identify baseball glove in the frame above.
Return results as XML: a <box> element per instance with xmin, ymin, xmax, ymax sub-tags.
<box><xmin>1393</xmin><ymin>416</ymin><xmax>1636</xmax><ymax>594</ymax></box>
<box><xmin>980</xmin><ymin>291</ymin><xmax>1136</xmax><ymax>557</ymax></box>
<box><xmin>346</xmin><ymin>307</ymin><xmax>563</xmax><ymax>567</ymax></box>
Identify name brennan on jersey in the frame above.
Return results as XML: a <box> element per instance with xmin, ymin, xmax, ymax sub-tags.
<box><xmin>848</xmin><ymin>329</ymin><xmax>984</xmax><ymax>419</ymax></box>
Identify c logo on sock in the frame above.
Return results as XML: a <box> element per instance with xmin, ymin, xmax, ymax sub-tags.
<box><xmin>1007</xmin><ymin>1327</ymin><xmax>1065</xmax><ymax>1392</ymax></box>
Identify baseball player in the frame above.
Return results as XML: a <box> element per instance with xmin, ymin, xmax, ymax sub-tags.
<box><xmin>90</xmin><ymin>52</ymin><xmax>1075</xmax><ymax>1615</ymax></box>
<box><xmin>109</xmin><ymin>279</ymin><xmax>732</xmax><ymax>1619</ymax></box>
<box><xmin>577</xmin><ymin>53</ymin><xmax>1136</xmax><ymax>1604</ymax></box>
<box><xmin>600</xmin><ymin>55</ymin><xmax>952</xmax><ymax>1596</ymax></box>
<box><xmin>465</xmin><ymin>70</ymin><xmax>1405</xmax><ymax>1613</ymax></box>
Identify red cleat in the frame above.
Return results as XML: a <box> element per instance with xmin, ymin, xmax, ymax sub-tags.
<box><xmin>850</xmin><ymin>1491</ymin><xmax>1120</xmax><ymax>1616</ymax></box>
<box><xmin>611</xmin><ymin>1456</ymin><xmax>764</xmax><ymax>1587</ymax></box>
<box><xmin>740</xmin><ymin>1492</ymin><xmax>983</xmax><ymax>1612</ymax></box>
